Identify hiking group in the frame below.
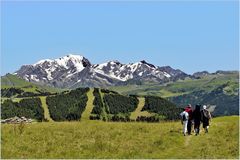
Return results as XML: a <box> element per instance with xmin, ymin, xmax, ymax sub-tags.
<box><xmin>180</xmin><ymin>104</ymin><xmax>212</xmax><ymax>136</ymax></box>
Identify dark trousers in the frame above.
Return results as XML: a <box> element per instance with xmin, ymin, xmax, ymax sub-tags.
<box><xmin>202</xmin><ymin>119</ymin><xmax>209</xmax><ymax>128</ymax></box>
<box><xmin>194</xmin><ymin>120</ymin><xmax>201</xmax><ymax>134</ymax></box>
<box><xmin>187</xmin><ymin>120</ymin><xmax>192</xmax><ymax>134</ymax></box>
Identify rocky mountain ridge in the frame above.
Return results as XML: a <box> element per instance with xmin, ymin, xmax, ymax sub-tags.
<box><xmin>14</xmin><ymin>54</ymin><xmax>237</xmax><ymax>89</ymax></box>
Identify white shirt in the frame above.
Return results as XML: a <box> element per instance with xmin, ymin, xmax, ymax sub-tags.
<box><xmin>180</xmin><ymin>111</ymin><xmax>189</xmax><ymax>121</ymax></box>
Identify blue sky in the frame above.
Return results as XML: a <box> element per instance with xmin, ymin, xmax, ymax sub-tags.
<box><xmin>1</xmin><ymin>1</ymin><xmax>239</xmax><ymax>75</ymax></box>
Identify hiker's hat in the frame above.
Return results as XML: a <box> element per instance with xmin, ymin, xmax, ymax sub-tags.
<box><xmin>203</xmin><ymin>105</ymin><xmax>207</xmax><ymax>110</ymax></box>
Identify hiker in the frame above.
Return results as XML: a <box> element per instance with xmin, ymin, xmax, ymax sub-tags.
<box><xmin>201</xmin><ymin>105</ymin><xmax>212</xmax><ymax>133</ymax></box>
<box><xmin>192</xmin><ymin>104</ymin><xmax>201</xmax><ymax>136</ymax></box>
<box><xmin>185</xmin><ymin>104</ymin><xmax>193</xmax><ymax>135</ymax></box>
<box><xmin>180</xmin><ymin>108</ymin><xmax>189</xmax><ymax>136</ymax></box>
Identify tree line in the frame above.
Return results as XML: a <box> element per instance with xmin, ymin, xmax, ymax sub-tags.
<box><xmin>1</xmin><ymin>87</ymin><xmax>56</xmax><ymax>98</ymax></box>
<box><xmin>1</xmin><ymin>88</ymin><xmax>24</xmax><ymax>97</ymax></box>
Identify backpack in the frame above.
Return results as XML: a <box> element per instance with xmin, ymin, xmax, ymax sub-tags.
<box><xmin>182</xmin><ymin>113</ymin><xmax>186</xmax><ymax>121</ymax></box>
<box><xmin>202</xmin><ymin>110</ymin><xmax>210</xmax><ymax>119</ymax></box>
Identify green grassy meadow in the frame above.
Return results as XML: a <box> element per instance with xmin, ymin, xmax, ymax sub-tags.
<box><xmin>109</xmin><ymin>72</ymin><xmax>239</xmax><ymax>97</ymax></box>
<box><xmin>81</xmin><ymin>89</ymin><xmax>94</xmax><ymax>121</ymax></box>
<box><xmin>130</xmin><ymin>97</ymin><xmax>154</xmax><ymax>120</ymax></box>
<box><xmin>39</xmin><ymin>96</ymin><xmax>53</xmax><ymax>122</ymax></box>
<box><xmin>1</xmin><ymin>116</ymin><xmax>239</xmax><ymax>159</ymax></box>
<box><xmin>1</xmin><ymin>73</ymin><xmax>62</xmax><ymax>93</ymax></box>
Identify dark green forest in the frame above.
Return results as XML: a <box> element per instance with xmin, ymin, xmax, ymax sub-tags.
<box><xmin>1</xmin><ymin>98</ymin><xmax>44</xmax><ymax>120</ymax></box>
<box><xmin>46</xmin><ymin>88</ymin><xmax>89</xmax><ymax>121</ymax></box>
<box><xmin>91</xmin><ymin>88</ymin><xmax>104</xmax><ymax>115</ymax></box>
<box><xmin>142</xmin><ymin>96</ymin><xmax>182</xmax><ymax>120</ymax></box>
<box><xmin>90</xmin><ymin>88</ymin><xmax>138</xmax><ymax>121</ymax></box>
<box><xmin>103</xmin><ymin>94</ymin><xmax>139</xmax><ymax>114</ymax></box>
<box><xmin>1</xmin><ymin>88</ymin><xmax>24</xmax><ymax>97</ymax></box>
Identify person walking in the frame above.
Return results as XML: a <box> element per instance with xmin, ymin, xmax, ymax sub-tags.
<box><xmin>192</xmin><ymin>104</ymin><xmax>201</xmax><ymax>136</ymax></box>
<box><xmin>180</xmin><ymin>108</ymin><xmax>189</xmax><ymax>136</ymax></box>
<box><xmin>201</xmin><ymin>105</ymin><xmax>212</xmax><ymax>133</ymax></box>
<box><xmin>185</xmin><ymin>104</ymin><xmax>193</xmax><ymax>135</ymax></box>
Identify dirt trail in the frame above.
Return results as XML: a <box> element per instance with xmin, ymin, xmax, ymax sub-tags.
<box><xmin>81</xmin><ymin>89</ymin><xmax>94</xmax><ymax>121</ymax></box>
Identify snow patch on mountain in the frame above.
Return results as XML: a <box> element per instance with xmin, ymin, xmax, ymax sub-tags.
<box><xmin>163</xmin><ymin>72</ymin><xmax>171</xmax><ymax>78</ymax></box>
<box><xmin>33</xmin><ymin>59</ymin><xmax>53</xmax><ymax>66</ymax></box>
<box><xmin>30</xmin><ymin>75</ymin><xmax>39</xmax><ymax>82</ymax></box>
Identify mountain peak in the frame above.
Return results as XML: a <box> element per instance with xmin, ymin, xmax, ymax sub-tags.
<box><xmin>55</xmin><ymin>54</ymin><xmax>91</xmax><ymax>70</ymax></box>
<box><xmin>33</xmin><ymin>54</ymin><xmax>86</xmax><ymax>67</ymax></box>
<box><xmin>65</xmin><ymin>54</ymin><xmax>84</xmax><ymax>59</ymax></box>
<box><xmin>33</xmin><ymin>59</ymin><xmax>53</xmax><ymax>66</ymax></box>
<box><xmin>140</xmin><ymin>60</ymin><xmax>147</xmax><ymax>63</ymax></box>
<box><xmin>57</xmin><ymin>54</ymin><xmax>84</xmax><ymax>64</ymax></box>
<box><xmin>106</xmin><ymin>60</ymin><xmax>122</xmax><ymax>65</ymax></box>
<box><xmin>140</xmin><ymin>60</ymin><xmax>156</xmax><ymax>68</ymax></box>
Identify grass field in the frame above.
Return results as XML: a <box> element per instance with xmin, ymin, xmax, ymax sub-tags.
<box><xmin>39</xmin><ymin>96</ymin><xmax>53</xmax><ymax>122</ymax></box>
<box><xmin>130</xmin><ymin>97</ymin><xmax>154</xmax><ymax>120</ymax></box>
<box><xmin>1</xmin><ymin>116</ymin><xmax>239</xmax><ymax>159</ymax></box>
<box><xmin>81</xmin><ymin>89</ymin><xmax>94</xmax><ymax>121</ymax></box>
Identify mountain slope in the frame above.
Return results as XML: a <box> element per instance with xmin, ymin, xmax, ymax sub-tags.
<box><xmin>14</xmin><ymin>54</ymin><xmax>191</xmax><ymax>88</ymax></box>
<box><xmin>15</xmin><ymin>54</ymin><xmax>92</xmax><ymax>88</ymax></box>
<box><xmin>110</xmin><ymin>72</ymin><xmax>239</xmax><ymax>116</ymax></box>
<box><xmin>110</xmin><ymin>72</ymin><xmax>239</xmax><ymax>96</ymax></box>
<box><xmin>1</xmin><ymin>73</ymin><xmax>61</xmax><ymax>94</ymax></box>
<box><xmin>1</xmin><ymin>73</ymin><xmax>33</xmax><ymax>88</ymax></box>
<box><xmin>168</xmin><ymin>83</ymin><xmax>239</xmax><ymax>116</ymax></box>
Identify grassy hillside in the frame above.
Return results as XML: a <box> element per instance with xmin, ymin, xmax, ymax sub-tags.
<box><xmin>110</xmin><ymin>72</ymin><xmax>239</xmax><ymax>97</ymax></box>
<box><xmin>81</xmin><ymin>89</ymin><xmax>94</xmax><ymax>121</ymax></box>
<box><xmin>39</xmin><ymin>96</ymin><xmax>53</xmax><ymax>122</ymax></box>
<box><xmin>110</xmin><ymin>73</ymin><xmax>239</xmax><ymax>116</ymax></box>
<box><xmin>130</xmin><ymin>97</ymin><xmax>153</xmax><ymax>120</ymax></box>
<box><xmin>1</xmin><ymin>116</ymin><xmax>238</xmax><ymax>159</ymax></box>
<box><xmin>1</xmin><ymin>73</ymin><xmax>62</xmax><ymax>94</ymax></box>
<box><xmin>169</xmin><ymin>83</ymin><xmax>239</xmax><ymax>116</ymax></box>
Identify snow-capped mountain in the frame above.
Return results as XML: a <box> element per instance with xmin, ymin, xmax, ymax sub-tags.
<box><xmin>93</xmin><ymin>60</ymin><xmax>169</xmax><ymax>81</ymax></box>
<box><xmin>16</xmin><ymin>54</ymin><xmax>91</xmax><ymax>87</ymax></box>
<box><xmin>15</xmin><ymin>54</ymin><xmax>190</xmax><ymax>88</ymax></box>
